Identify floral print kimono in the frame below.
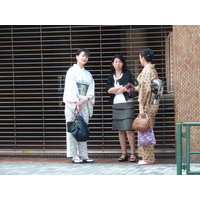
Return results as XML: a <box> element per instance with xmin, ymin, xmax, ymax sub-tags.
<box><xmin>137</xmin><ymin>64</ymin><xmax>159</xmax><ymax>162</ymax></box>
<box><xmin>63</xmin><ymin>64</ymin><xmax>95</xmax><ymax>158</ymax></box>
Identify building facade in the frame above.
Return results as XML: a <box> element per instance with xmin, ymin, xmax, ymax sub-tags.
<box><xmin>173</xmin><ymin>25</ymin><xmax>200</xmax><ymax>162</ymax></box>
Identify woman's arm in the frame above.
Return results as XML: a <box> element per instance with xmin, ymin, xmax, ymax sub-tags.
<box><xmin>138</xmin><ymin>70</ymin><xmax>151</xmax><ymax>106</ymax></box>
<box><xmin>108</xmin><ymin>85</ymin><xmax>123</xmax><ymax>94</ymax></box>
<box><xmin>139</xmin><ymin>104</ymin><xmax>145</xmax><ymax>116</ymax></box>
<box><xmin>115</xmin><ymin>86</ymin><xmax>127</xmax><ymax>94</ymax></box>
<box><xmin>63</xmin><ymin>67</ymin><xmax>79</xmax><ymax>103</ymax></box>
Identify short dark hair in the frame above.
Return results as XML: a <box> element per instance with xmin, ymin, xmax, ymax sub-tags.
<box><xmin>140</xmin><ymin>48</ymin><xmax>154</xmax><ymax>62</ymax></box>
<box><xmin>110</xmin><ymin>54</ymin><xmax>128</xmax><ymax>74</ymax></box>
<box><xmin>76</xmin><ymin>48</ymin><xmax>90</xmax><ymax>57</ymax></box>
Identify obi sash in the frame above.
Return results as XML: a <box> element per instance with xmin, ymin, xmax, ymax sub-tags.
<box><xmin>77</xmin><ymin>83</ymin><xmax>89</xmax><ymax>96</ymax></box>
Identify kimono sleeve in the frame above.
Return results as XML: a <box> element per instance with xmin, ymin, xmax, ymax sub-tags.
<box><xmin>138</xmin><ymin>69</ymin><xmax>152</xmax><ymax>106</ymax></box>
<box><xmin>86</xmin><ymin>77</ymin><xmax>95</xmax><ymax>105</ymax></box>
<box><xmin>63</xmin><ymin>68</ymin><xmax>79</xmax><ymax>103</ymax></box>
<box><xmin>85</xmin><ymin>73</ymin><xmax>95</xmax><ymax>117</ymax></box>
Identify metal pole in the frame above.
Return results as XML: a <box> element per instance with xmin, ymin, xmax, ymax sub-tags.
<box><xmin>176</xmin><ymin>122</ymin><xmax>183</xmax><ymax>175</ymax></box>
<box><xmin>186</xmin><ymin>125</ymin><xmax>190</xmax><ymax>174</ymax></box>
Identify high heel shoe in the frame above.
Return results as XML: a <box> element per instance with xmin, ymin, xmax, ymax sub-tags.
<box><xmin>130</xmin><ymin>154</ymin><xmax>137</xmax><ymax>162</ymax></box>
<box><xmin>118</xmin><ymin>154</ymin><xmax>128</xmax><ymax>162</ymax></box>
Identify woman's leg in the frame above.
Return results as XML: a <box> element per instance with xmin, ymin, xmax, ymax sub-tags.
<box><xmin>78</xmin><ymin>141</ymin><xmax>88</xmax><ymax>158</ymax></box>
<box><xmin>142</xmin><ymin>144</ymin><xmax>155</xmax><ymax>162</ymax></box>
<box><xmin>138</xmin><ymin>145</ymin><xmax>155</xmax><ymax>165</ymax></box>
<box><xmin>65</xmin><ymin>103</ymin><xmax>80</xmax><ymax>161</ymax></box>
<box><xmin>67</xmin><ymin>132</ymin><xmax>83</xmax><ymax>163</ymax></box>
<box><xmin>118</xmin><ymin>131</ymin><xmax>127</xmax><ymax>154</ymax></box>
<box><xmin>126</xmin><ymin>130</ymin><xmax>136</xmax><ymax>154</ymax></box>
<box><xmin>66</xmin><ymin>132</ymin><xmax>78</xmax><ymax>158</ymax></box>
<box><xmin>126</xmin><ymin>130</ymin><xmax>136</xmax><ymax>161</ymax></box>
<box><xmin>118</xmin><ymin>131</ymin><xmax>128</xmax><ymax>161</ymax></box>
<box><xmin>137</xmin><ymin>104</ymin><xmax>158</xmax><ymax>164</ymax></box>
<box><xmin>76</xmin><ymin>104</ymin><xmax>94</xmax><ymax>163</ymax></box>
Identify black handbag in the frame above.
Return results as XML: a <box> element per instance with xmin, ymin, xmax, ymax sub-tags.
<box><xmin>129</xmin><ymin>90</ymin><xmax>139</xmax><ymax>98</ymax></box>
<box><xmin>67</xmin><ymin>114</ymin><xmax>90</xmax><ymax>142</ymax></box>
<box><xmin>129</xmin><ymin>76</ymin><xmax>139</xmax><ymax>98</ymax></box>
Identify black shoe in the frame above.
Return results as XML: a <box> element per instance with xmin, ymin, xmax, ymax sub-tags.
<box><xmin>130</xmin><ymin>154</ymin><xmax>137</xmax><ymax>162</ymax></box>
<box><xmin>118</xmin><ymin>154</ymin><xmax>128</xmax><ymax>162</ymax></box>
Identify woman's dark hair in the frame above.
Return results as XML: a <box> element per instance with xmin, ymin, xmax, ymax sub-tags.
<box><xmin>110</xmin><ymin>54</ymin><xmax>128</xmax><ymax>74</ymax></box>
<box><xmin>76</xmin><ymin>48</ymin><xmax>90</xmax><ymax>57</ymax></box>
<box><xmin>140</xmin><ymin>48</ymin><xmax>154</xmax><ymax>62</ymax></box>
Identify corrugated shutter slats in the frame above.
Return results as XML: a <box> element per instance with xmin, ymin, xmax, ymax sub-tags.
<box><xmin>0</xmin><ymin>25</ymin><xmax>174</xmax><ymax>154</ymax></box>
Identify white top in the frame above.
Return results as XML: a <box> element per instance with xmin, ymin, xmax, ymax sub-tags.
<box><xmin>113</xmin><ymin>74</ymin><xmax>126</xmax><ymax>104</ymax></box>
<box><xmin>113</xmin><ymin>74</ymin><xmax>133</xmax><ymax>104</ymax></box>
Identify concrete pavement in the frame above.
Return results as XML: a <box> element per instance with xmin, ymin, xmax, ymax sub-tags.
<box><xmin>0</xmin><ymin>162</ymin><xmax>180</xmax><ymax>175</ymax></box>
<box><xmin>1</xmin><ymin>155</ymin><xmax>199</xmax><ymax>175</ymax></box>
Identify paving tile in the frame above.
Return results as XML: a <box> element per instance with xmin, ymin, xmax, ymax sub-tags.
<box><xmin>0</xmin><ymin>158</ymin><xmax>199</xmax><ymax>175</ymax></box>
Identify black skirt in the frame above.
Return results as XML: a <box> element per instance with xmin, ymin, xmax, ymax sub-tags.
<box><xmin>112</xmin><ymin>102</ymin><xmax>135</xmax><ymax>131</ymax></box>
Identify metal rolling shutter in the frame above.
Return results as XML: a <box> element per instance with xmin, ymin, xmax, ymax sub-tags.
<box><xmin>0</xmin><ymin>25</ymin><xmax>174</xmax><ymax>154</ymax></box>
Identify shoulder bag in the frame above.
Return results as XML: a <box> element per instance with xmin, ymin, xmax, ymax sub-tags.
<box><xmin>67</xmin><ymin>108</ymin><xmax>90</xmax><ymax>142</ymax></box>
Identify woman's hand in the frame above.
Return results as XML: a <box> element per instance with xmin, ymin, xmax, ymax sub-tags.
<box><xmin>134</xmin><ymin>86</ymin><xmax>139</xmax><ymax>92</ymax></box>
<box><xmin>139</xmin><ymin>111</ymin><xmax>145</xmax><ymax>116</ymax></box>
<box><xmin>139</xmin><ymin>104</ymin><xmax>145</xmax><ymax>116</ymax></box>
<box><xmin>76</xmin><ymin>97</ymin><xmax>89</xmax><ymax>110</ymax></box>
<box><xmin>76</xmin><ymin>105</ymin><xmax>80</xmax><ymax>112</ymax></box>
<box><xmin>124</xmin><ymin>88</ymin><xmax>131</xmax><ymax>93</ymax></box>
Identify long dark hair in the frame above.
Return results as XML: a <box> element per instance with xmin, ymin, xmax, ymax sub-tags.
<box><xmin>110</xmin><ymin>54</ymin><xmax>128</xmax><ymax>74</ymax></box>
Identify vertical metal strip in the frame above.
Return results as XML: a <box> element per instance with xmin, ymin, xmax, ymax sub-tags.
<box><xmin>176</xmin><ymin>122</ymin><xmax>183</xmax><ymax>175</ymax></box>
<box><xmin>11</xmin><ymin>25</ymin><xmax>16</xmax><ymax>152</ymax></box>
<box><xmin>99</xmin><ymin>25</ymin><xmax>105</xmax><ymax>152</ymax></box>
<box><xmin>186</xmin><ymin>125</ymin><xmax>190</xmax><ymax>174</ymax></box>
<box><xmin>40</xmin><ymin>25</ymin><xmax>45</xmax><ymax>152</ymax></box>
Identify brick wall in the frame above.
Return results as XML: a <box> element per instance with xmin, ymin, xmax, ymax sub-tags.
<box><xmin>173</xmin><ymin>25</ymin><xmax>200</xmax><ymax>162</ymax></box>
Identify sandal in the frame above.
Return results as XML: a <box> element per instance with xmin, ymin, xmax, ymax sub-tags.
<box><xmin>130</xmin><ymin>154</ymin><xmax>137</xmax><ymax>162</ymax></box>
<box><xmin>118</xmin><ymin>154</ymin><xmax>128</xmax><ymax>162</ymax></box>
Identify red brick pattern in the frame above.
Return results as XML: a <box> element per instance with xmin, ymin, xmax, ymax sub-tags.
<box><xmin>173</xmin><ymin>25</ymin><xmax>200</xmax><ymax>162</ymax></box>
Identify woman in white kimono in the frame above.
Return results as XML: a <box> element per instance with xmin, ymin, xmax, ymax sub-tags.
<box><xmin>63</xmin><ymin>48</ymin><xmax>95</xmax><ymax>163</ymax></box>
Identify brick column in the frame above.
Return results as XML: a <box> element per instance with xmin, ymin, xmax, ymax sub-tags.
<box><xmin>173</xmin><ymin>25</ymin><xmax>200</xmax><ymax>162</ymax></box>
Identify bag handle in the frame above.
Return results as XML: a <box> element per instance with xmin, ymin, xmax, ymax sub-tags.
<box><xmin>70</xmin><ymin>106</ymin><xmax>80</xmax><ymax>121</ymax></box>
<box><xmin>137</xmin><ymin>113</ymin><xmax>149</xmax><ymax>119</ymax></box>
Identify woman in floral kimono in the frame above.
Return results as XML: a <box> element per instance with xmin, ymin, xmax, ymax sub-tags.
<box><xmin>136</xmin><ymin>48</ymin><xmax>159</xmax><ymax>165</ymax></box>
<box><xmin>63</xmin><ymin>48</ymin><xmax>95</xmax><ymax>163</ymax></box>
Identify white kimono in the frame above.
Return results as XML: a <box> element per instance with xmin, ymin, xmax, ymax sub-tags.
<box><xmin>63</xmin><ymin>64</ymin><xmax>95</xmax><ymax>158</ymax></box>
